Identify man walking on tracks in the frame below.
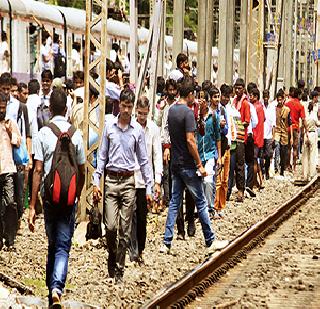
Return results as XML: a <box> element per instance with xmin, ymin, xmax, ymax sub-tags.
<box><xmin>92</xmin><ymin>89</ymin><xmax>153</xmax><ymax>284</ymax></box>
<box><xmin>28</xmin><ymin>89</ymin><xmax>85</xmax><ymax>308</ymax></box>
<box><xmin>161</xmin><ymin>80</ymin><xmax>228</xmax><ymax>253</ymax></box>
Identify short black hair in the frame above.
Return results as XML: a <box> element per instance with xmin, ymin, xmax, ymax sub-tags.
<box><xmin>11</xmin><ymin>77</ymin><xmax>18</xmax><ymax>86</ymax></box>
<box><xmin>89</xmin><ymin>85</ymin><xmax>99</xmax><ymax>99</ymax></box>
<box><xmin>176</xmin><ymin>53</ymin><xmax>188</xmax><ymax>68</ymax></box>
<box><xmin>297</xmin><ymin>79</ymin><xmax>305</xmax><ymax>89</ymax></box>
<box><xmin>1</xmin><ymin>32</ymin><xmax>7</xmax><ymax>42</ymax></box>
<box><xmin>41</xmin><ymin>70</ymin><xmax>53</xmax><ymax>81</ymax></box>
<box><xmin>291</xmin><ymin>87</ymin><xmax>300</xmax><ymax>99</ymax></box>
<box><xmin>262</xmin><ymin>89</ymin><xmax>270</xmax><ymax>98</ymax></box>
<box><xmin>276</xmin><ymin>89</ymin><xmax>285</xmax><ymax>98</ymax></box>
<box><xmin>18</xmin><ymin>82</ymin><xmax>27</xmax><ymax>92</ymax></box>
<box><xmin>208</xmin><ymin>86</ymin><xmax>219</xmax><ymax>97</ymax></box>
<box><xmin>106</xmin><ymin>58</ymin><xmax>115</xmax><ymax>74</ymax></box>
<box><xmin>310</xmin><ymin>90</ymin><xmax>318</xmax><ymax>99</ymax></box>
<box><xmin>136</xmin><ymin>96</ymin><xmax>150</xmax><ymax>109</ymax></box>
<box><xmin>202</xmin><ymin>80</ymin><xmax>212</xmax><ymax>92</ymax></box>
<box><xmin>72</xmin><ymin>42</ymin><xmax>81</xmax><ymax>52</ymax></box>
<box><xmin>156</xmin><ymin>76</ymin><xmax>165</xmax><ymax>94</ymax></box>
<box><xmin>220</xmin><ymin>84</ymin><xmax>233</xmax><ymax>96</ymax></box>
<box><xmin>0</xmin><ymin>73</ymin><xmax>11</xmax><ymax>85</ymax></box>
<box><xmin>50</xmin><ymin>89</ymin><xmax>67</xmax><ymax>115</ymax></box>
<box><xmin>65</xmin><ymin>79</ymin><xmax>74</xmax><ymax>91</ymax></box>
<box><xmin>28</xmin><ymin>79</ymin><xmax>40</xmax><ymax>95</ymax></box>
<box><xmin>112</xmin><ymin>43</ymin><xmax>120</xmax><ymax>52</ymax></box>
<box><xmin>179</xmin><ymin>80</ymin><xmax>194</xmax><ymax>98</ymax></box>
<box><xmin>247</xmin><ymin>82</ymin><xmax>257</xmax><ymax>94</ymax></box>
<box><xmin>120</xmin><ymin>88</ymin><xmax>135</xmax><ymax>103</ymax></box>
<box><xmin>165</xmin><ymin>79</ymin><xmax>178</xmax><ymax>91</ymax></box>
<box><xmin>234</xmin><ymin>78</ymin><xmax>245</xmax><ymax>87</ymax></box>
<box><xmin>251</xmin><ymin>88</ymin><xmax>260</xmax><ymax>100</ymax></box>
<box><xmin>73</xmin><ymin>70</ymin><xmax>84</xmax><ymax>81</ymax></box>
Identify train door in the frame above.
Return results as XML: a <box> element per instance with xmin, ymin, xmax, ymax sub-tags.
<box><xmin>29</xmin><ymin>23</ymin><xmax>40</xmax><ymax>79</ymax></box>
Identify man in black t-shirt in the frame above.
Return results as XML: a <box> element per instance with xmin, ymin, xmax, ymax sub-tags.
<box><xmin>160</xmin><ymin>81</ymin><xmax>228</xmax><ymax>253</ymax></box>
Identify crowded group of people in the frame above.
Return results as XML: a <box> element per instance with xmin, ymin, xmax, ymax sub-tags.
<box><xmin>0</xmin><ymin>50</ymin><xmax>319</xmax><ymax>308</ymax></box>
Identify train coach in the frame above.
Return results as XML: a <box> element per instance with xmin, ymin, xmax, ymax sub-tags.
<box><xmin>0</xmin><ymin>0</ymin><xmax>215</xmax><ymax>82</ymax></box>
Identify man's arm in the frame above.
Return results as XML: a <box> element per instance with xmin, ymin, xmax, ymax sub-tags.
<box><xmin>28</xmin><ymin>160</ymin><xmax>43</xmax><ymax>232</ymax></box>
<box><xmin>186</xmin><ymin>132</ymin><xmax>206</xmax><ymax>176</ymax></box>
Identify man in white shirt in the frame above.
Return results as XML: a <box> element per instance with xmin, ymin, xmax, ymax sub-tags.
<box><xmin>0</xmin><ymin>32</ymin><xmax>9</xmax><ymax>74</ymax></box>
<box><xmin>129</xmin><ymin>96</ymin><xmax>162</xmax><ymax>263</ymax></box>
<box><xmin>262</xmin><ymin>90</ymin><xmax>276</xmax><ymax>180</ymax></box>
<box><xmin>168</xmin><ymin>53</ymin><xmax>189</xmax><ymax>82</ymax></box>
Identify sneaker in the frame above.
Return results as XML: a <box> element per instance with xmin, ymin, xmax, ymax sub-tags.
<box><xmin>206</xmin><ymin>239</ymin><xmax>229</xmax><ymax>254</ymax></box>
<box><xmin>51</xmin><ymin>290</ymin><xmax>61</xmax><ymax>309</ymax></box>
<box><xmin>159</xmin><ymin>244</ymin><xmax>171</xmax><ymax>254</ymax></box>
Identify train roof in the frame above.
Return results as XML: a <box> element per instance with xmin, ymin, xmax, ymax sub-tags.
<box><xmin>0</xmin><ymin>0</ymin><xmax>218</xmax><ymax>57</ymax></box>
<box><xmin>0</xmin><ymin>0</ymin><xmax>63</xmax><ymax>24</ymax></box>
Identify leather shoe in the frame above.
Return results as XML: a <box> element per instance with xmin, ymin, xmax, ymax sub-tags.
<box><xmin>187</xmin><ymin>221</ymin><xmax>196</xmax><ymax>237</ymax></box>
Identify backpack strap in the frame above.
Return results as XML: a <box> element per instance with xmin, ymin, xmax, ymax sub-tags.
<box><xmin>47</xmin><ymin>122</ymin><xmax>61</xmax><ymax>138</ymax></box>
<box><xmin>67</xmin><ymin>125</ymin><xmax>77</xmax><ymax>138</ymax></box>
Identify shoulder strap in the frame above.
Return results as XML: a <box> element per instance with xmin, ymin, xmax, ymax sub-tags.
<box><xmin>67</xmin><ymin>125</ymin><xmax>77</xmax><ymax>138</ymax></box>
<box><xmin>47</xmin><ymin>122</ymin><xmax>61</xmax><ymax>138</ymax></box>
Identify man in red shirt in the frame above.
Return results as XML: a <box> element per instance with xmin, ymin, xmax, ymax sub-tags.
<box><xmin>285</xmin><ymin>87</ymin><xmax>309</xmax><ymax>173</ymax></box>
<box><xmin>250</xmin><ymin>88</ymin><xmax>265</xmax><ymax>188</ymax></box>
<box><xmin>232</xmin><ymin>78</ymin><xmax>251</xmax><ymax>202</ymax></box>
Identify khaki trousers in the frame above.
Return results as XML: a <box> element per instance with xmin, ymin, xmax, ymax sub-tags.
<box><xmin>214</xmin><ymin>149</ymin><xmax>231</xmax><ymax>211</ymax></box>
<box><xmin>104</xmin><ymin>174</ymin><xmax>136</xmax><ymax>275</ymax></box>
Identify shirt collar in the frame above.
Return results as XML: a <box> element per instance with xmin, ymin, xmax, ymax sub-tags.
<box><xmin>51</xmin><ymin>115</ymin><xmax>66</xmax><ymax>122</ymax></box>
<box><xmin>113</xmin><ymin>114</ymin><xmax>136</xmax><ymax>129</ymax></box>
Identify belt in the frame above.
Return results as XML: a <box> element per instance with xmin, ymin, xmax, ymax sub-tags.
<box><xmin>106</xmin><ymin>170</ymin><xmax>134</xmax><ymax>178</ymax></box>
<box><xmin>308</xmin><ymin>130</ymin><xmax>315</xmax><ymax>133</ymax></box>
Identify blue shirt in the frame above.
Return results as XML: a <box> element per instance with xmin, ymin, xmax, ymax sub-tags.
<box><xmin>92</xmin><ymin>115</ymin><xmax>153</xmax><ymax>194</ymax></box>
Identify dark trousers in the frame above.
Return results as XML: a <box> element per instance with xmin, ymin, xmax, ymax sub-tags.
<box><xmin>176</xmin><ymin>189</ymin><xmax>195</xmax><ymax>237</ymax></box>
<box><xmin>0</xmin><ymin>173</ymin><xmax>17</xmax><ymax>247</ymax></box>
<box><xmin>245</xmin><ymin>135</ymin><xmax>254</xmax><ymax>189</ymax></box>
<box><xmin>14</xmin><ymin>166</ymin><xmax>25</xmax><ymax>220</ymax></box>
<box><xmin>228</xmin><ymin>148</ymin><xmax>237</xmax><ymax>196</ymax></box>
<box><xmin>279</xmin><ymin>143</ymin><xmax>288</xmax><ymax>175</ymax></box>
<box><xmin>128</xmin><ymin>188</ymin><xmax>148</xmax><ymax>261</ymax></box>
<box><xmin>235</xmin><ymin>142</ymin><xmax>246</xmax><ymax>192</ymax></box>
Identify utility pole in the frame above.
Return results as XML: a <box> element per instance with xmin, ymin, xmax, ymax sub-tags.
<box><xmin>284</xmin><ymin>0</ymin><xmax>294</xmax><ymax>90</ymax></box>
<box><xmin>130</xmin><ymin>0</ymin><xmax>138</xmax><ymax>84</ymax></box>
<box><xmin>218</xmin><ymin>0</ymin><xmax>235</xmax><ymax>86</ymax></box>
<box><xmin>157</xmin><ymin>0</ymin><xmax>166</xmax><ymax>77</ymax></box>
<box><xmin>293</xmin><ymin>0</ymin><xmax>299</xmax><ymax>86</ymax></box>
<box><xmin>197</xmin><ymin>0</ymin><xmax>206</xmax><ymax>84</ymax></box>
<box><xmin>82</xmin><ymin>0</ymin><xmax>108</xmax><ymax>219</ymax></box>
<box><xmin>172</xmin><ymin>0</ymin><xmax>185</xmax><ymax>68</ymax></box>
<box><xmin>240</xmin><ymin>0</ymin><xmax>248</xmax><ymax>80</ymax></box>
<box><xmin>204</xmin><ymin>0</ymin><xmax>213</xmax><ymax>81</ymax></box>
<box><xmin>315</xmin><ymin>0</ymin><xmax>320</xmax><ymax>85</ymax></box>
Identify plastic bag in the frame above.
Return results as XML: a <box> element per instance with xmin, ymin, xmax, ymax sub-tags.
<box><xmin>13</xmin><ymin>142</ymin><xmax>29</xmax><ymax>165</ymax></box>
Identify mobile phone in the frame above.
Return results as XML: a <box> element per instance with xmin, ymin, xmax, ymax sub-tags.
<box><xmin>199</xmin><ymin>91</ymin><xmax>205</xmax><ymax>100</ymax></box>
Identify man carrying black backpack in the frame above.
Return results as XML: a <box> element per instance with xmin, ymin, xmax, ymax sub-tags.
<box><xmin>28</xmin><ymin>89</ymin><xmax>85</xmax><ymax>308</ymax></box>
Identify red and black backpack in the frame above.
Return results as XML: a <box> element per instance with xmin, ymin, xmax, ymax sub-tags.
<box><xmin>44</xmin><ymin>123</ymin><xmax>79</xmax><ymax>208</ymax></box>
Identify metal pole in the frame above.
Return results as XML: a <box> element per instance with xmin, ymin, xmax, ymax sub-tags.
<box><xmin>274</xmin><ymin>0</ymin><xmax>285</xmax><ymax>98</ymax></box>
<box><xmin>82</xmin><ymin>0</ymin><xmax>107</xmax><ymax>219</ymax></box>
<box><xmin>293</xmin><ymin>0</ymin><xmax>298</xmax><ymax>86</ymax></box>
<box><xmin>172</xmin><ymin>0</ymin><xmax>185</xmax><ymax>68</ymax></box>
<box><xmin>284</xmin><ymin>0</ymin><xmax>294</xmax><ymax>90</ymax></box>
<box><xmin>157</xmin><ymin>0</ymin><xmax>166</xmax><ymax>77</ymax></box>
<box><xmin>130</xmin><ymin>0</ymin><xmax>138</xmax><ymax>84</ymax></box>
<box><xmin>226</xmin><ymin>0</ymin><xmax>235</xmax><ymax>85</ymax></box>
<box><xmin>240</xmin><ymin>0</ymin><xmax>248</xmax><ymax>80</ymax></box>
<box><xmin>205</xmin><ymin>0</ymin><xmax>213</xmax><ymax>81</ymax></box>
<box><xmin>197</xmin><ymin>0</ymin><xmax>206</xmax><ymax>84</ymax></box>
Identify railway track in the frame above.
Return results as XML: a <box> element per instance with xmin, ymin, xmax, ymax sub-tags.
<box><xmin>143</xmin><ymin>174</ymin><xmax>319</xmax><ymax>309</ymax></box>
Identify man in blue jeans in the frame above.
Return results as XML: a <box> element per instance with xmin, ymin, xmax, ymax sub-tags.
<box><xmin>28</xmin><ymin>89</ymin><xmax>85</xmax><ymax>308</ymax></box>
<box><xmin>160</xmin><ymin>80</ymin><xmax>228</xmax><ymax>253</ymax></box>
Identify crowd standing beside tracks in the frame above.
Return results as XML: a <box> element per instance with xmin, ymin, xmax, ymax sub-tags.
<box><xmin>0</xmin><ymin>46</ymin><xmax>319</xmax><ymax>308</ymax></box>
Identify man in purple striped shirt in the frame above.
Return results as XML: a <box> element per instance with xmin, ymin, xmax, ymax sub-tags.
<box><xmin>92</xmin><ymin>89</ymin><xmax>153</xmax><ymax>284</ymax></box>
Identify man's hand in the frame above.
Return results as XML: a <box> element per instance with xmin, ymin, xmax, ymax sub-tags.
<box><xmin>28</xmin><ymin>156</ymin><xmax>33</xmax><ymax>170</ymax></box>
<box><xmin>217</xmin><ymin>157</ymin><xmax>222</xmax><ymax>168</ymax></box>
<box><xmin>198</xmin><ymin>165</ymin><xmax>207</xmax><ymax>177</ymax></box>
<box><xmin>4</xmin><ymin>119</ymin><xmax>12</xmax><ymax>134</ymax></box>
<box><xmin>28</xmin><ymin>207</ymin><xmax>36</xmax><ymax>232</ymax></box>
<box><xmin>146</xmin><ymin>194</ymin><xmax>153</xmax><ymax>210</ymax></box>
<box><xmin>154</xmin><ymin>183</ymin><xmax>161</xmax><ymax>198</ymax></box>
<box><xmin>160</xmin><ymin>100</ymin><xmax>167</xmax><ymax>110</ymax></box>
<box><xmin>305</xmin><ymin>136</ymin><xmax>311</xmax><ymax>147</ymax></box>
<box><xmin>93</xmin><ymin>186</ymin><xmax>102</xmax><ymax>203</ymax></box>
<box><xmin>163</xmin><ymin>148</ymin><xmax>170</xmax><ymax>165</ymax></box>
<box><xmin>290</xmin><ymin>137</ymin><xmax>294</xmax><ymax>146</ymax></box>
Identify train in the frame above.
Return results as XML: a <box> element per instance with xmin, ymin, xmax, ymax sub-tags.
<box><xmin>0</xmin><ymin>0</ymin><xmax>219</xmax><ymax>82</ymax></box>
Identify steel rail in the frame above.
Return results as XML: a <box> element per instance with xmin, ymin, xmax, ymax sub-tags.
<box><xmin>143</xmin><ymin>175</ymin><xmax>319</xmax><ymax>309</ymax></box>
